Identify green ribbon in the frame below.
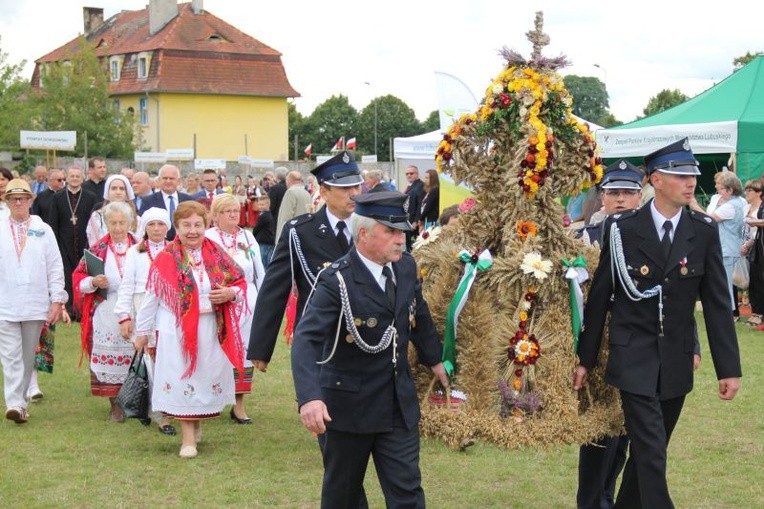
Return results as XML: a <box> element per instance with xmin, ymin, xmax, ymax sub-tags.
<box><xmin>443</xmin><ymin>249</ymin><xmax>493</xmax><ymax>379</ymax></box>
<box><xmin>561</xmin><ymin>255</ymin><xmax>588</xmax><ymax>353</ymax></box>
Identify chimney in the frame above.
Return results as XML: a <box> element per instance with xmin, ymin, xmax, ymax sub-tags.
<box><xmin>192</xmin><ymin>0</ymin><xmax>204</xmax><ymax>14</ymax></box>
<box><xmin>149</xmin><ymin>0</ymin><xmax>179</xmax><ymax>35</ymax></box>
<box><xmin>83</xmin><ymin>7</ymin><xmax>104</xmax><ymax>36</ymax></box>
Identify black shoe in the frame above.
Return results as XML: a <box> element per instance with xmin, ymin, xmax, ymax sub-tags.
<box><xmin>158</xmin><ymin>424</ymin><xmax>177</xmax><ymax>436</ymax></box>
<box><xmin>230</xmin><ymin>408</ymin><xmax>252</xmax><ymax>425</ymax></box>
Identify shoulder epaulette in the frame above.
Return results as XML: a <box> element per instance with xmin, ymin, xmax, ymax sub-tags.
<box><xmin>689</xmin><ymin>209</ymin><xmax>716</xmax><ymax>227</ymax></box>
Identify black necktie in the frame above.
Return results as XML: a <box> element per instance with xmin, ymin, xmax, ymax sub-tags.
<box><xmin>661</xmin><ymin>220</ymin><xmax>673</xmax><ymax>259</ymax></box>
<box><xmin>382</xmin><ymin>266</ymin><xmax>396</xmax><ymax>308</ymax></box>
<box><xmin>336</xmin><ymin>221</ymin><xmax>349</xmax><ymax>252</ymax></box>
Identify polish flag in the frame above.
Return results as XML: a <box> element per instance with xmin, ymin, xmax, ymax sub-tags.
<box><xmin>303</xmin><ymin>144</ymin><xmax>312</xmax><ymax>156</ymax></box>
<box><xmin>346</xmin><ymin>137</ymin><xmax>357</xmax><ymax>149</ymax></box>
<box><xmin>331</xmin><ymin>137</ymin><xmax>344</xmax><ymax>152</ymax></box>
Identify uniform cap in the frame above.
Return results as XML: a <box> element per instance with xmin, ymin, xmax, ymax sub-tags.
<box><xmin>352</xmin><ymin>191</ymin><xmax>413</xmax><ymax>231</ymax></box>
<box><xmin>311</xmin><ymin>151</ymin><xmax>363</xmax><ymax>187</ymax></box>
<box><xmin>644</xmin><ymin>138</ymin><xmax>701</xmax><ymax>176</ymax></box>
<box><xmin>600</xmin><ymin>160</ymin><xmax>644</xmax><ymax>190</ymax></box>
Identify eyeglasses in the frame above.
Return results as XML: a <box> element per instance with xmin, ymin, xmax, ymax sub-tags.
<box><xmin>405</xmin><ymin>172</ymin><xmax>415</xmax><ymax>176</ymax></box>
<box><xmin>746</xmin><ymin>187</ymin><xmax>762</xmax><ymax>192</ymax></box>
<box><xmin>220</xmin><ymin>209</ymin><xmax>240</xmax><ymax>215</ymax></box>
<box><xmin>7</xmin><ymin>196</ymin><xmax>32</xmax><ymax>203</ymax></box>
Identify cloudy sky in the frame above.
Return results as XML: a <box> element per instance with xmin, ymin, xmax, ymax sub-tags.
<box><xmin>1</xmin><ymin>0</ymin><xmax>761</xmax><ymax>124</ymax></box>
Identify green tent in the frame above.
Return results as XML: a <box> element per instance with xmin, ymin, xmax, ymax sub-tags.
<box><xmin>597</xmin><ymin>55</ymin><xmax>764</xmax><ymax>184</ymax></box>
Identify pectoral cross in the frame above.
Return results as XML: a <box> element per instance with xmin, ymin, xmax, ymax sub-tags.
<box><xmin>71</xmin><ymin>215</ymin><xmax>77</xmax><ymax>225</ymax></box>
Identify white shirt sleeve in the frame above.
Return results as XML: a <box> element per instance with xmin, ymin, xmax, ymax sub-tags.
<box><xmin>713</xmin><ymin>200</ymin><xmax>736</xmax><ymax>221</ymax></box>
<box><xmin>114</xmin><ymin>247</ymin><xmax>138</xmax><ymax>319</ymax></box>
<box><xmin>134</xmin><ymin>287</ymin><xmax>159</xmax><ymax>337</ymax></box>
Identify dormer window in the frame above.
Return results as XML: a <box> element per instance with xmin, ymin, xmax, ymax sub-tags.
<box><xmin>138</xmin><ymin>57</ymin><xmax>148</xmax><ymax>79</ymax></box>
<box><xmin>136</xmin><ymin>51</ymin><xmax>152</xmax><ymax>80</ymax></box>
<box><xmin>109</xmin><ymin>56</ymin><xmax>123</xmax><ymax>81</ymax></box>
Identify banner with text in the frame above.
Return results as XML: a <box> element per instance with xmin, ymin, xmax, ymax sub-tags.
<box><xmin>20</xmin><ymin>130</ymin><xmax>77</xmax><ymax>151</ymax></box>
<box><xmin>597</xmin><ymin>121</ymin><xmax>738</xmax><ymax>158</ymax></box>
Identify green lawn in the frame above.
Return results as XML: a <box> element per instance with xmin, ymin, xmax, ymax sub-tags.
<box><xmin>1</xmin><ymin>316</ymin><xmax>761</xmax><ymax>508</ymax></box>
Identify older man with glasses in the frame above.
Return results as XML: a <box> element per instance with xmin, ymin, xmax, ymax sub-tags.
<box><xmin>32</xmin><ymin>169</ymin><xmax>65</xmax><ymax>223</ymax></box>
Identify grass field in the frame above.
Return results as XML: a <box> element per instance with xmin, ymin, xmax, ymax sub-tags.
<box><xmin>0</xmin><ymin>316</ymin><xmax>762</xmax><ymax>508</ymax></box>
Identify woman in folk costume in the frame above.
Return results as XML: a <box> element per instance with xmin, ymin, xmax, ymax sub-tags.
<box><xmin>114</xmin><ymin>206</ymin><xmax>175</xmax><ymax>435</ymax></box>
<box><xmin>205</xmin><ymin>194</ymin><xmax>265</xmax><ymax>424</ymax></box>
<box><xmin>86</xmin><ymin>175</ymin><xmax>139</xmax><ymax>247</ymax></box>
<box><xmin>134</xmin><ymin>201</ymin><xmax>247</xmax><ymax>458</ymax></box>
<box><xmin>73</xmin><ymin>201</ymin><xmax>138</xmax><ymax>422</ymax></box>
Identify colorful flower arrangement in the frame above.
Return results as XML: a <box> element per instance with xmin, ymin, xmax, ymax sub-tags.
<box><xmin>503</xmin><ymin>285</ymin><xmax>543</xmax><ymax>417</ymax></box>
<box><xmin>435</xmin><ymin>65</ymin><xmax>604</xmax><ymax>199</ymax></box>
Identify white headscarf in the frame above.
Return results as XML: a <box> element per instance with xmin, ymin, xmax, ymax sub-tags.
<box><xmin>140</xmin><ymin>207</ymin><xmax>172</xmax><ymax>230</ymax></box>
<box><xmin>103</xmin><ymin>174</ymin><xmax>136</xmax><ymax>200</ymax></box>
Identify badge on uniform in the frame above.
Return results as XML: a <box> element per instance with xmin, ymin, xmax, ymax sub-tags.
<box><xmin>680</xmin><ymin>257</ymin><xmax>688</xmax><ymax>275</ymax></box>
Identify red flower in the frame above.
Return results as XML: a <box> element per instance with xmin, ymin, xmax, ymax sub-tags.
<box><xmin>500</xmin><ymin>93</ymin><xmax>512</xmax><ymax>108</ymax></box>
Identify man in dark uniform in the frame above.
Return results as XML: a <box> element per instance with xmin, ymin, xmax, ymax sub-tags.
<box><xmin>292</xmin><ymin>191</ymin><xmax>448</xmax><ymax>508</ymax></box>
<box><xmin>574</xmin><ymin>139</ymin><xmax>742</xmax><ymax>509</ymax></box>
<box><xmin>247</xmin><ymin>151</ymin><xmax>362</xmax><ymax>369</ymax></box>
<box><xmin>32</xmin><ymin>168</ymin><xmax>65</xmax><ymax>223</ymax></box>
<box><xmin>577</xmin><ymin>160</ymin><xmax>644</xmax><ymax>248</ymax></box>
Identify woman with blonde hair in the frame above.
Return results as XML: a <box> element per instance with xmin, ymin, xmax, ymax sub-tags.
<box><xmin>690</xmin><ymin>171</ymin><xmax>746</xmax><ymax>313</ymax></box>
<box><xmin>134</xmin><ymin>201</ymin><xmax>246</xmax><ymax>458</ymax></box>
<box><xmin>205</xmin><ymin>194</ymin><xmax>265</xmax><ymax>424</ymax></box>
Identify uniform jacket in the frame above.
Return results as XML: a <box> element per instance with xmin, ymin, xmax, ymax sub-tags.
<box><xmin>291</xmin><ymin>249</ymin><xmax>442</xmax><ymax>433</ymax></box>
<box><xmin>578</xmin><ymin>204</ymin><xmax>741</xmax><ymax>400</ymax></box>
<box><xmin>247</xmin><ymin>206</ymin><xmax>349</xmax><ymax>362</ymax></box>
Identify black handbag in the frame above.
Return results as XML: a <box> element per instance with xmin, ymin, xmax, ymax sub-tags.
<box><xmin>116</xmin><ymin>351</ymin><xmax>150</xmax><ymax>421</ymax></box>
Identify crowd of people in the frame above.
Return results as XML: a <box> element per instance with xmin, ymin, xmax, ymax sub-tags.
<box><xmin>2</xmin><ymin>140</ymin><xmax>744</xmax><ymax>507</ymax></box>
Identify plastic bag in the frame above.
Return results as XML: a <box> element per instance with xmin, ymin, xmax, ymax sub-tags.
<box><xmin>733</xmin><ymin>257</ymin><xmax>750</xmax><ymax>289</ymax></box>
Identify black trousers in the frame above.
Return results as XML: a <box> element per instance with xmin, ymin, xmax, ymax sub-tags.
<box><xmin>577</xmin><ymin>434</ymin><xmax>629</xmax><ymax>509</ymax></box>
<box><xmin>318</xmin><ymin>425</ymin><xmax>425</xmax><ymax>509</ymax></box>
<box><xmin>614</xmin><ymin>391</ymin><xmax>685</xmax><ymax>509</ymax></box>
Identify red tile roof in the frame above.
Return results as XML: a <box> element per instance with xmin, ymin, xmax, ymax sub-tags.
<box><xmin>32</xmin><ymin>3</ymin><xmax>299</xmax><ymax>98</ymax></box>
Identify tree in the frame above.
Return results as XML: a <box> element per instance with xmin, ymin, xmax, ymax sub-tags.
<box><xmin>642</xmin><ymin>89</ymin><xmax>688</xmax><ymax>117</ymax></box>
<box><xmin>420</xmin><ymin>110</ymin><xmax>440</xmax><ymax>132</ymax></box>
<box><xmin>356</xmin><ymin>95</ymin><xmax>419</xmax><ymax>161</ymax></box>
<box><xmin>563</xmin><ymin>75</ymin><xmax>609</xmax><ymax>125</ymax></box>
<box><xmin>287</xmin><ymin>101</ymin><xmax>309</xmax><ymax>160</ymax></box>
<box><xmin>32</xmin><ymin>37</ymin><xmax>135</xmax><ymax>158</ymax></box>
<box><xmin>0</xmin><ymin>37</ymin><xmax>35</xmax><ymax>151</ymax></box>
<box><xmin>301</xmin><ymin>94</ymin><xmax>358</xmax><ymax>155</ymax></box>
<box><xmin>733</xmin><ymin>51</ymin><xmax>762</xmax><ymax>70</ymax></box>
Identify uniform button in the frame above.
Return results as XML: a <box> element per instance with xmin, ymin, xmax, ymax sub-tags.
<box><xmin>335</xmin><ymin>381</ymin><xmax>341</xmax><ymax>386</ymax></box>
<box><xmin>664</xmin><ymin>278</ymin><xmax>669</xmax><ymax>282</ymax></box>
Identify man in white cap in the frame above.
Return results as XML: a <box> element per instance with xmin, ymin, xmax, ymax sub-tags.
<box><xmin>0</xmin><ymin>179</ymin><xmax>67</xmax><ymax>423</ymax></box>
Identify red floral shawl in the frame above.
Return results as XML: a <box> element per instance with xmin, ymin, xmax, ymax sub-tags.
<box><xmin>146</xmin><ymin>237</ymin><xmax>246</xmax><ymax>379</ymax></box>
<box><xmin>73</xmin><ymin>233</ymin><xmax>135</xmax><ymax>364</ymax></box>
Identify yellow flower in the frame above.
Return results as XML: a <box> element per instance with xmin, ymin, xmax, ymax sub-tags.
<box><xmin>519</xmin><ymin>311</ymin><xmax>529</xmax><ymax>321</ymax></box>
